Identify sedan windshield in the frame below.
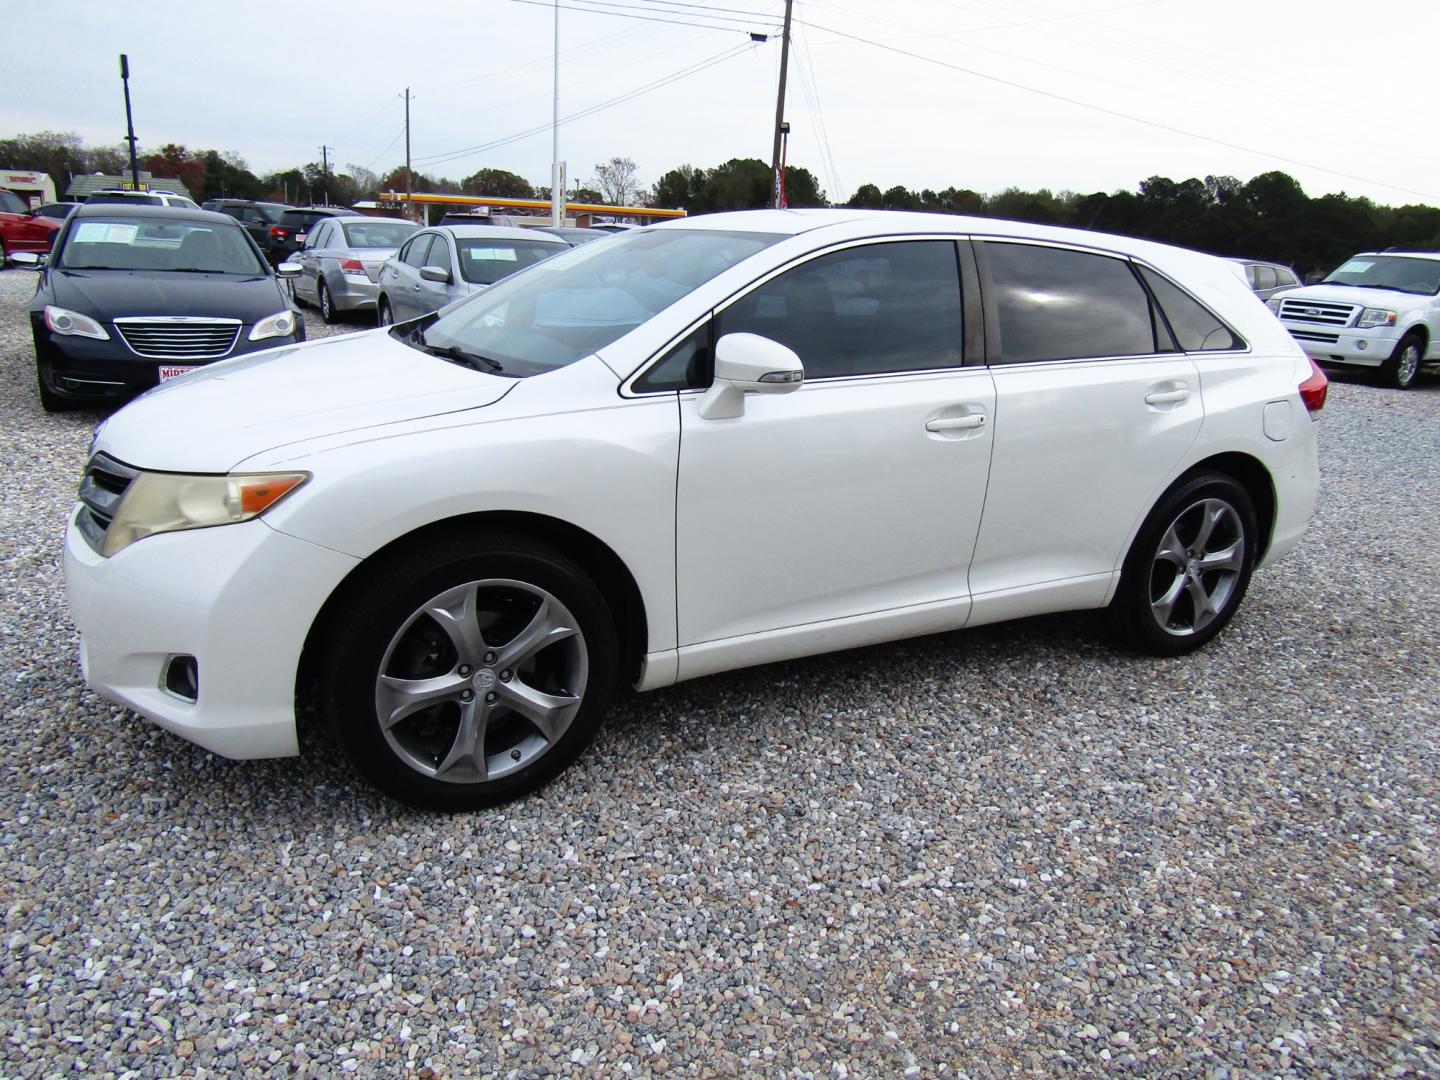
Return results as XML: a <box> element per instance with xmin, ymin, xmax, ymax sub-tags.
<box><xmin>401</xmin><ymin>228</ymin><xmax>780</xmax><ymax>378</ymax></box>
<box><xmin>59</xmin><ymin>218</ymin><xmax>267</xmax><ymax>274</ymax></box>
<box><xmin>341</xmin><ymin>221</ymin><xmax>419</xmax><ymax>249</ymax></box>
<box><xmin>456</xmin><ymin>238</ymin><xmax>563</xmax><ymax>284</ymax></box>
<box><xmin>1323</xmin><ymin>255</ymin><xmax>1440</xmax><ymax>295</ymax></box>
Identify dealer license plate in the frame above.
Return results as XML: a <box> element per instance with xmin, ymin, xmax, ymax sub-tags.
<box><xmin>294</xmin><ymin>232</ymin><xmax>306</xmax><ymax>243</ymax></box>
<box><xmin>158</xmin><ymin>365</ymin><xmax>200</xmax><ymax>382</ymax></box>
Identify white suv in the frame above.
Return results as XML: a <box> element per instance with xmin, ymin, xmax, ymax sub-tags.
<box><xmin>84</xmin><ymin>189</ymin><xmax>201</xmax><ymax>210</ymax></box>
<box><xmin>1269</xmin><ymin>251</ymin><xmax>1440</xmax><ymax>388</ymax></box>
<box><xmin>63</xmin><ymin>210</ymin><xmax>1325</xmax><ymax>810</ymax></box>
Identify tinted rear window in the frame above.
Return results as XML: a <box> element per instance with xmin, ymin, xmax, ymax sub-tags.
<box><xmin>279</xmin><ymin>211</ymin><xmax>329</xmax><ymax>228</ymax></box>
<box><xmin>1139</xmin><ymin>267</ymin><xmax>1243</xmax><ymax>351</ymax></box>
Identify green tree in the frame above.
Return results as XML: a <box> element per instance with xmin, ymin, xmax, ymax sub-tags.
<box><xmin>846</xmin><ymin>183</ymin><xmax>884</xmax><ymax>209</ymax></box>
<box><xmin>652</xmin><ymin>165</ymin><xmax>707</xmax><ymax>210</ymax></box>
<box><xmin>461</xmin><ymin>168</ymin><xmax>535</xmax><ymax>198</ymax></box>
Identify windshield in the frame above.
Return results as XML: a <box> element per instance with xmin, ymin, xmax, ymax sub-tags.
<box><xmin>400</xmin><ymin>227</ymin><xmax>779</xmax><ymax>378</ymax></box>
<box><xmin>456</xmin><ymin>238</ymin><xmax>563</xmax><ymax>284</ymax></box>
<box><xmin>341</xmin><ymin>220</ymin><xmax>418</xmax><ymax>249</ymax></box>
<box><xmin>1323</xmin><ymin>255</ymin><xmax>1440</xmax><ymax>295</ymax></box>
<box><xmin>58</xmin><ymin>217</ymin><xmax>267</xmax><ymax>274</ymax></box>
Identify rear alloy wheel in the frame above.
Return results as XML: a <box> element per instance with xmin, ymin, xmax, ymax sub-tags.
<box><xmin>318</xmin><ymin>279</ymin><xmax>337</xmax><ymax>324</ymax></box>
<box><xmin>321</xmin><ymin>535</ymin><xmax>617</xmax><ymax>810</ymax></box>
<box><xmin>1384</xmin><ymin>332</ymin><xmax>1424</xmax><ymax>390</ymax></box>
<box><xmin>1109</xmin><ymin>473</ymin><xmax>1256</xmax><ymax>656</ymax></box>
<box><xmin>377</xmin><ymin>297</ymin><xmax>393</xmax><ymax>327</ymax></box>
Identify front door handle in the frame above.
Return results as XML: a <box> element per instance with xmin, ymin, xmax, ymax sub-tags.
<box><xmin>926</xmin><ymin>414</ymin><xmax>986</xmax><ymax>432</ymax></box>
<box><xmin>1144</xmin><ymin>388</ymin><xmax>1190</xmax><ymax>405</ymax></box>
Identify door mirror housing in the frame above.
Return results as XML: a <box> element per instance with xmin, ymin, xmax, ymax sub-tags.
<box><xmin>275</xmin><ymin>261</ymin><xmax>302</xmax><ymax>279</ymax></box>
<box><xmin>698</xmin><ymin>332</ymin><xmax>805</xmax><ymax>420</ymax></box>
<box><xmin>419</xmin><ymin>264</ymin><xmax>452</xmax><ymax>284</ymax></box>
<box><xmin>8</xmin><ymin>251</ymin><xmax>42</xmax><ymax>269</ymax></box>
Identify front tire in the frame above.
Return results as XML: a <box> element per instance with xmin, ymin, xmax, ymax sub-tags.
<box><xmin>319</xmin><ymin>533</ymin><xmax>618</xmax><ymax>810</ymax></box>
<box><xmin>1384</xmin><ymin>332</ymin><xmax>1424</xmax><ymax>390</ymax></box>
<box><xmin>1108</xmin><ymin>472</ymin><xmax>1257</xmax><ymax>656</ymax></box>
<box><xmin>377</xmin><ymin>297</ymin><xmax>393</xmax><ymax>327</ymax></box>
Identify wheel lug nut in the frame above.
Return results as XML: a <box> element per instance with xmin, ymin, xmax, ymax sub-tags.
<box><xmin>485</xmin><ymin>691</ymin><xmax>498</xmax><ymax>703</ymax></box>
<box><xmin>500</xmin><ymin>669</ymin><xmax>511</xmax><ymax>682</ymax></box>
<box><xmin>458</xmin><ymin>665</ymin><xmax>471</xmax><ymax>676</ymax></box>
<box><xmin>460</xmin><ymin>690</ymin><xmax>473</xmax><ymax>701</ymax></box>
<box><xmin>483</xmin><ymin>652</ymin><xmax>497</xmax><ymax>665</ymax></box>
<box><xmin>511</xmin><ymin>749</ymin><xmax>522</xmax><ymax>761</ymax></box>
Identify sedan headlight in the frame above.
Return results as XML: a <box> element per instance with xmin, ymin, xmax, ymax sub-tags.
<box><xmin>1357</xmin><ymin>308</ymin><xmax>1397</xmax><ymax>329</ymax></box>
<box><xmin>248</xmin><ymin>310</ymin><xmax>296</xmax><ymax>341</ymax></box>
<box><xmin>102</xmin><ymin>471</ymin><xmax>308</xmax><ymax>557</ymax></box>
<box><xmin>44</xmin><ymin>305</ymin><xmax>109</xmax><ymax>340</ymax></box>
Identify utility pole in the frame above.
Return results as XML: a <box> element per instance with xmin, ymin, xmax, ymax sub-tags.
<box><xmin>119</xmin><ymin>54</ymin><xmax>140</xmax><ymax>191</ymax></box>
<box><xmin>319</xmin><ymin>145</ymin><xmax>331</xmax><ymax>204</ymax></box>
<box><xmin>550</xmin><ymin>0</ymin><xmax>565</xmax><ymax>227</ymax></box>
<box><xmin>403</xmin><ymin>88</ymin><xmax>413</xmax><ymax>220</ymax></box>
<box><xmin>769</xmin><ymin>0</ymin><xmax>794</xmax><ymax>209</ymax></box>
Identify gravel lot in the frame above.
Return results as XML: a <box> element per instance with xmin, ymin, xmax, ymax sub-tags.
<box><xmin>0</xmin><ymin>266</ymin><xmax>1436</xmax><ymax>1078</ymax></box>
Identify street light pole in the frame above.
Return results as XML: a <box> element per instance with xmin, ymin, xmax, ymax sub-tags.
<box><xmin>119</xmin><ymin>54</ymin><xmax>140</xmax><ymax>191</ymax></box>
<box><xmin>769</xmin><ymin>0</ymin><xmax>794</xmax><ymax>208</ymax></box>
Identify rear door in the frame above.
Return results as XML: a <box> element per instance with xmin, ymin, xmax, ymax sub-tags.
<box><xmin>967</xmin><ymin>240</ymin><xmax>1204</xmax><ymax>606</ymax></box>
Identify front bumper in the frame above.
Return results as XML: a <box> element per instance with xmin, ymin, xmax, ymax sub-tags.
<box><xmin>64</xmin><ymin>511</ymin><xmax>359</xmax><ymax>759</ymax></box>
<box><xmin>1280</xmin><ymin>321</ymin><xmax>1395</xmax><ymax>369</ymax></box>
<box><xmin>33</xmin><ymin>316</ymin><xmax>304</xmax><ymax>403</ymax></box>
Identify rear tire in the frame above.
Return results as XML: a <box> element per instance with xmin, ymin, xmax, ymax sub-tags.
<box><xmin>1108</xmin><ymin>472</ymin><xmax>1257</xmax><ymax>656</ymax></box>
<box><xmin>1384</xmin><ymin>332</ymin><xmax>1424</xmax><ymax>390</ymax></box>
<box><xmin>318</xmin><ymin>279</ymin><xmax>338</xmax><ymax>324</ymax></box>
<box><xmin>319</xmin><ymin>533</ymin><xmax>618</xmax><ymax>811</ymax></box>
<box><xmin>377</xmin><ymin>297</ymin><xmax>393</xmax><ymax>327</ymax></box>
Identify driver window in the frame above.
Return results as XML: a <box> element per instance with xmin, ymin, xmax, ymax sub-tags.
<box><xmin>717</xmin><ymin>240</ymin><xmax>964</xmax><ymax>379</ymax></box>
<box><xmin>403</xmin><ymin>235</ymin><xmax>434</xmax><ymax>269</ymax></box>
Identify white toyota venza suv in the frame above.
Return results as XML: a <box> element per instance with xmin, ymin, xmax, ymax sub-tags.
<box><xmin>65</xmin><ymin>210</ymin><xmax>1326</xmax><ymax>810</ymax></box>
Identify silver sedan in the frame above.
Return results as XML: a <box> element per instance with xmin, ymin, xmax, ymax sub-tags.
<box><xmin>293</xmin><ymin>216</ymin><xmax>420</xmax><ymax>323</ymax></box>
<box><xmin>376</xmin><ymin>225</ymin><xmax>568</xmax><ymax>326</ymax></box>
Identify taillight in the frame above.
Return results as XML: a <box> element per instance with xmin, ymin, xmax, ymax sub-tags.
<box><xmin>339</xmin><ymin>258</ymin><xmax>366</xmax><ymax>274</ymax></box>
<box><xmin>270</xmin><ymin>226</ymin><xmax>287</xmax><ymax>239</ymax></box>
<box><xmin>1299</xmin><ymin>356</ymin><xmax>1328</xmax><ymax>415</ymax></box>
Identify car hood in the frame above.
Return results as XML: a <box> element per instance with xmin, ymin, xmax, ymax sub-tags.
<box><xmin>1277</xmin><ymin>282</ymin><xmax>1436</xmax><ymax>312</ymax></box>
<box><xmin>49</xmin><ymin>269</ymin><xmax>289</xmax><ymax>323</ymax></box>
<box><xmin>92</xmin><ymin>329</ymin><xmax>516</xmax><ymax>473</ymax></box>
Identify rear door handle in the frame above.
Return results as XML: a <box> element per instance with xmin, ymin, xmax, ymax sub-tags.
<box><xmin>926</xmin><ymin>414</ymin><xmax>986</xmax><ymax>432</ymax></box>
<box><xmin>1144</xmin><ymin>388</ymin><xmax>1190</xmax><ymax>405</ymax></box>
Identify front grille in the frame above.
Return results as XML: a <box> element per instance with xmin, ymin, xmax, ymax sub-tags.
<box><xmin>1289</xmin><ymin>330</ymin><xmax>1340</xmax><ymax>344</ymax></box>
<box><xmin>1278</xmin><ymin>298</ymin><xmax>1356</xmax><ymax>327</ymax></box>
<box><xmin>77</xmin><ymin>453</ymin><xmax>139</xmax><ymax>552</ymax></box>
<box><xmin>114</xmin><ymin>318</ymin><xmax>241</xmax><ymax>360</ymax></box>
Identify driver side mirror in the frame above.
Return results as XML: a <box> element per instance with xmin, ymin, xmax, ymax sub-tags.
<box><xmin>7</xmin><ymin>251</ymin><xmax>43</xmax><ymax>270</ymax></box>
<box><xmin>698</xmin><ymin>332</ymin><xmax>804</xmax><ymax>420</ymax></box>
<box><xmin>420</xmin><ymin>264</ymin><xmax>452</xmax><ymax>284</ymax></box>
<box><xmin>275</xmin><ymin>261</ymin><xmax>302</xmax><ymax>279</ymax></box>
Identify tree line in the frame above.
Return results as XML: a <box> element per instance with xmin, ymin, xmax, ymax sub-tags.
<box><xmin>6</xmin><ymin>130</ymin><xmax>1437</xmax><ymax>276</ymax></box>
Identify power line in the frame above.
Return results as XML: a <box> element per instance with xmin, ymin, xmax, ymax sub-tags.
<box><xmin>413</xmin><ymin>40</ymin><xmax>761</xmax><ymax>169</ymax></box>
<box><xmin>558</xmin><ymin>0</ymin><xmax>780</xmax><ymax>28</ymax></box>
<box><xmin>506</xmin><ymin>0</ymin><xmax>779</xmax><ymax>34</ymax></box>
<box><xmin>799</xmin><ymin>17</ymin><xmax>1440</xmax><ymax>202</ymax></box>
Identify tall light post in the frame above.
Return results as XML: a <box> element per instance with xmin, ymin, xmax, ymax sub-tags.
<box><xmin>550</xmin><ymin>0</ymin><xmax>566</xmax><ymax>226</ymax></box>
<box><xmin>119</xmin><ymin>54</ymin><xmax>140</xmax><ymax>191</ymax></box>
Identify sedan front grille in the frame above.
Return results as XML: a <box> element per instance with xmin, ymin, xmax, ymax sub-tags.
<box><xmin>1277</xmin><ymin>299</ymin><xmax>1356</xmax><ymax>327</ymax></box>
<box><xmin>76</xmin><ymin>453</ymin><xmax>139</xmax><ymax>552</ymax></box>
<box><xmin>114</xmin><ymin>317</ymin><xmax>242</xmax><ymax>360</ymax></box>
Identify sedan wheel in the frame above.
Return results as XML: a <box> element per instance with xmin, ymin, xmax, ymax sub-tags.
<box><xmin>377</xmin><ymin>297</ymin><xmax>393</xmax><ymax>327</ymax></box>
<box><xmin>322</xmin><ymin>535</ymin><xmax>617</xmax><ymax>809</ymax></box>
<box><xmin>318</xmin><ymin>280</ymin><xmax>337</xmax><ymax>324</ymax></box>
<box><xmin>1109</xmin><ymin>473</ymin><xmax>1256</xmax><ymax>655</ymax></box>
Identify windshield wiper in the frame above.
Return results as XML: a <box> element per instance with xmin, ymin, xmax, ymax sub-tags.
<box><xmin>415</xmin><ymin>340</ymin><xmax>504</xmax><ymax>373</ymax></box>
<box><xmin>1322</xmin><ymin>281</ymin><xmax>1391</xmax><ymax>289</ymax></box>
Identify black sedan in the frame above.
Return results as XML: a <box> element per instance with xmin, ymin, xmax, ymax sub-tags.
<box><xmin>17</xmin><ymin>204</ymin><xmax>303</xmax><ymax>411</ymax></box>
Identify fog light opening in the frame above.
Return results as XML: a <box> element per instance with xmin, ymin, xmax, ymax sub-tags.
<box><xmin>162</xmin><ymin>654</ymin><xmax>199</xmax><ymax>702</ymax></box>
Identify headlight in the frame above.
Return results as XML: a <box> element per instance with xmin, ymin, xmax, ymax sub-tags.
<box><xmin>44</xmin><ymin>305</ymin><xmax>109</xmax><ymax>340</ymax></box>
<box><xmin>1357</xmin><ymin>308</ymin><xmax>1397</xmax><ymax>329</ymax></box>
<box><xmin>102</xmin><ymin>471</ymin><xmax>308</xmax><ymax>557</ymax></box>
<box><xmin>1265</xmin><ymin>298</ymin><xmax>1282</xmax><ymax>315</ymax></box>
<box><xmin>248</xmin><ymin>310</ymin><xmax>296</xmax><ymax>341</ymax></box>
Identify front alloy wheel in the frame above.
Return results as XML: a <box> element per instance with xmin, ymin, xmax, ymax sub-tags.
<box><xmin>322</xmin><ymin>535</ymin><xmax>617</xmax><ymax>809</ymax></box>
<box><xmin>1387</xmin><ymin>334</ymin><xmax>1423</xmax><ymax>390</ymax></box>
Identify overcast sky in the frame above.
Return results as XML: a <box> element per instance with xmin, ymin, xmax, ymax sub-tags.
<box><xmin>4</xmin><ymin>0</ymin><xmax>1436</xmax><ymax>207</ymax></box>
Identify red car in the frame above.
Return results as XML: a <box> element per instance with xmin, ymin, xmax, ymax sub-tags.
<box><xmin>1</xmin><ymin>188</ymin><xmax>62</xmax><ymax>261</ymax></box>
